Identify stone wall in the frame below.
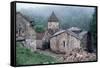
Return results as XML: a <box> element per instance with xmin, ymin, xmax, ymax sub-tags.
<box><xmin>50</xmin><ymin>32</ymin><xmax>68</xmax><ymax>53</ymax></box>
<box><xmin>68</xmin><ymin>35</ymin><xmax>81</xmax><ymax>51</ymax></box>
<box><xmin>25</xmin><ymin>25</ymin><xmax>36</xmax><ymax>52</ymax></box>
<box><xmin>50</xmin><ymin>32</ymin><xmax>81</xmax><ymax>54</ymax></box>
<box><xmin>56</xmin><ymin>32</ymin><xmax>68</xmax><ymax>53</ymax></box>
<box><xmin>36</xmin><ymin>40</ymin><xmax>43</xmax><ymax>49</ymax></box>
<box><xmin>16</xmin><ymin>12</ymin><xmax>36</xmax><ymax>52</ymax></box>
<box><xmin>50</xmin><ymin>37</ymin><xmax>58</xmax><ymax>52</ymax></box>
<box><xmin>48</xmin><ymin>22</ymin><xmax>59</xmax><ymax>30</ymax></box>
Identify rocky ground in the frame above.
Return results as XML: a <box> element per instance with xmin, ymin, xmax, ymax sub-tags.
<box><xmin>63</xmin><ymin>48</ymin><xmax>96</xmax><ymax>62</ymax></box>
<box><xmin>37</xmin><ymin>48</ymin><xmax>96</xmax><ymax>63</ymax></box>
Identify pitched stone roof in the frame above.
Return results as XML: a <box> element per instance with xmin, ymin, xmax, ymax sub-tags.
<box><xmin>53</xmin><ymin>30</ymin><xmax>66</xmax><ymax>36</ymax></box>
<box><xmin>16</xmin><ymin>12</ymin><xmax>35</xmax><ymax>26</ymax></box>
<box><xmin>16</xmin><ymin>12</ymin><xmax>30</xmax><ymax>22</ymax></box>
<box><xmin>66</xmin><ymin>30</ymin><xmax>80</xmax><ymax>40</ymax></box>
<box><xmin>50</xmin><ymin>28</ymin><xmax>87</xmax><ymax>40</ymax></box>
<box><xmin>51</xmin><ymin>30</ymin><xmax>66</xmax><ymax>38</ymax></box>
<box><xmin>68</xmin><ymin>27</ymin><xmax>82</xmax><ymax>32</ymax></box>
<box><xmin>51</xmin><ymin>29</ymin><xmax>80</xmax><ymax>40</ymax></box>
<box><xmin>48</xmin><ymin>12</ymin><xmax>59</xmax><ymax>22</ymax></box>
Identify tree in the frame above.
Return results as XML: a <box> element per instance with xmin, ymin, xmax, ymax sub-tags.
<box><xmin>34</xmin><ymin>25</ymin><xmax>45</xmax><ymax>33</ymax></box>
<box><xmin>89</xmin><ymin>9</ymin><xmax>97</xmax><ymax>52</ymax></box>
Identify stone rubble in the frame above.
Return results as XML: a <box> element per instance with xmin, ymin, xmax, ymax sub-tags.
<box><xmin>63</xmin><ymin>48</ymin><xmax>96</xmax><ymax>62</ymax></box>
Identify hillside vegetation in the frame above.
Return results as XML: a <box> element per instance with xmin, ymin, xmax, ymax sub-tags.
<box><xmin>16</xmin><ymin>42</ymin><xmax>56</xmax><ymax>65</ymax></box>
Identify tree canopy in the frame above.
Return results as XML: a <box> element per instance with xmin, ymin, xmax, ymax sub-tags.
<box><xmin>89</xmin><ymin>9</ymin><xmax>97</xmax><ymax>51</ymax></box>
<box><xmin>34</xmin><ymin>25</ymin><xmax>45</xmax><ymax>33</ymax></box>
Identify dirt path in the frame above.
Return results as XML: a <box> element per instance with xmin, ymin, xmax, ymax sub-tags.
<box><xmin>37</xmin><ymin>49</ymin><xmax>65</xmax><ymax>62</ymax></box>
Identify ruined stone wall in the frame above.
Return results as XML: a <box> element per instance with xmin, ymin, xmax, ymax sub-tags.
<box><xmin>16</xmin><ymin>13</ymin><xmax>36</xmax><ymax>52</ymax></box>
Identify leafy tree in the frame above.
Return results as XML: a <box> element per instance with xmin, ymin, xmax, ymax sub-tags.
<box><xmin>34</xmin><ymin>25</ymin><xmax>45</xmax><ymax>33</ymax></box>
<box><xmin>89</xmin><ymin>9</ymin><xmax>97</xmax><ymax>51</ymax></box>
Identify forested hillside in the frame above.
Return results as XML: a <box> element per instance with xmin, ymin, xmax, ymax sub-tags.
<box><xmin>89</xmin><ymin>9</ymin><xmax>97</xmax><ymax>52</ymax></box>
<box><xmin>17</xmin><ymin>5</ymin><xmax>95</xmax><ymax>31</ymax></box>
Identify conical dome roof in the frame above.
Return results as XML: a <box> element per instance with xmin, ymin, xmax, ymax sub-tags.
<box><xmin>48</xmin><ymin>12</ymin><xmax>58</xmax><ymax>22</ymax></box>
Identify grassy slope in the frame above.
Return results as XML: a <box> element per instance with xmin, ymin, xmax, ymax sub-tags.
<box><xmin>16</xmin><ymin>42</ymin><xmax>56</xmax><ymax>65</ymax></box>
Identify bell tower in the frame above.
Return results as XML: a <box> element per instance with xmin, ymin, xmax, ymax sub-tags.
<box><xmin>48</xmin><ymin>12</ymin><xmax>59</xmax><ymax>34</ymax></box>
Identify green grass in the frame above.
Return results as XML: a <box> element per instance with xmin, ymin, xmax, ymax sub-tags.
<box><xmin>16</xmin><ymin>42</ymin><xmax>56</xmax><ymax>65</ymax></box>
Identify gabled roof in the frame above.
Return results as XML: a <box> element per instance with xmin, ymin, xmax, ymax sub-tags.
<box><xmin>48</xmin><ymin>12</ymin><xmax>59</xmax><ymax>22</ymax></box>
<box><xmin>51</xmin><ymin>29</ymin><xmax>80</xmax><ymax>40</ymax></box>
<box><xmin>53</xmin><ymin>30</ymin><xmax>66</xmax><ymax>36</ymax></box>
<box><xmin>16</xmin><ymin>12</ymin><xmax>35</xmax><ymax>26</ymax></box>
<box><xmin>50</xmin><ymin>28</ymin><xmax>88</xmax><ymax>40</ymax></box>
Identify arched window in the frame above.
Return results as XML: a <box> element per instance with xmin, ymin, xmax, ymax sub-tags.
<box><xmin>63</xmin><ymin>41</ymin><xmax>65</xmax><ymax>47</ymax></box>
